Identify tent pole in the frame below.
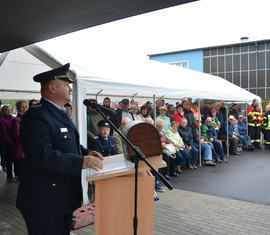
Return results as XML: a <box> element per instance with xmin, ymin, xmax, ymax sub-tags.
<box><xmin>153</xmin><ymin>95</ymin><xmax>156</xmax><ymax>125</ymax></box>
<box><xmin>226</xmin><ymin>102</ymin><xmax>229</xmax><ymax>157</ymax></box>
<box><xmin>95</xmin><ymin>89</ymin><xmax>103</xmax><ymax>101</ymax></box>
<box><xmin>198</xmin><ymin>99</ymin><xmax>202</xmax><ymax>167</ymax></box>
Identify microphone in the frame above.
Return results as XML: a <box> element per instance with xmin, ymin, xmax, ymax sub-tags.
<box><xmin>83</xmin><ymin>99</ymin><xmax>116</xmax><ymax>117</ymax></box>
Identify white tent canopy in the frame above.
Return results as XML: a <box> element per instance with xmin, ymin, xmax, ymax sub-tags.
<box><xmin>0</xmin><ymin>45</ymin><xmax>261</xmax><ymax>145</ymax></box>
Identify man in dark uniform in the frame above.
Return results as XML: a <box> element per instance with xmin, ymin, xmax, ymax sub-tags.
<box><xmin>91</xmin><ymin>120</ymin><xmax>118</xmax><ymax>157</ymax></box>
<box><xmin>16</xmin><ymin>63</ymin><xmax>104</xmax><ymax>235</ymax></box>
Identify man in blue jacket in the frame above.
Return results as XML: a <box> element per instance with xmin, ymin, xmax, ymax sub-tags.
<box><xmin>16</xmin><ymin>63</ymin><xmax>104</xmax><ymax>235</ymax></box>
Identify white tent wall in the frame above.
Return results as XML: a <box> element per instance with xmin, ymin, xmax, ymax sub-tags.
<box><xmin>0</xmin><ymin>47</ymin><xmax>50</xmax><ymax>100</ymax></box>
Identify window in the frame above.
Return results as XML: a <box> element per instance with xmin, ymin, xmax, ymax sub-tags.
<box><xmin>225</xmin><ymin>55</ymin><xmax>232</xmax><ymax>72</ymax></box>
<box><xmin>241</xmin><ymin>54</ymin><xmax>248</xmax><ymax>71</ymax></box>
<box><xmin>218</xmin><ymin>56</ymin><xmax>224</xmax><ymax>72</ymax></box>
<box><xmin>258</xmin><ymin>52</ymin><xmax>265</xmax><ymax>70</ymax></box>
<box><xmin>258</xmin><ymin>70</ymin><xmax>265</xmax><ymax>87</ymax></box>
<box><xmin>218</xmin><ymin>47</ymin><xmax>224</xmax><ymax>55</ymax></box>
<box><xmin>225</xmin><ymin>47</ymin><xmax>232</xmax><ymax>54</ymax></box>
<box><xmin>203</xmin><ymin>58</ymin><xmax>210</xmax><ymax>73</ymax></box>
<box><xmin>267</xmin><ymin>52</ymin><xmax>270</xmax><ymax>69</ymax></box>
<box><xmin>226</xmin><ymin>72</ymin><xmax>232</xmax><ymax>83</ymax></box>
<box><xmin>211</xmin><ymin>57</ymin><xmax>217</xmax><ymax>73</ymax></box>
<box><xmin>233</xmin><ymin>55</ymin><xmax>240</xmax><ymax>71</ymax></box>
<box><xmin>249</xmin><ymin>53</ymin><xmax>256</xmax><ymax>70</ymax></box>
<box><xmin>257</xmin><ymin>88</ymin><xmax>266</xmax><ymax>99</ymax></box>
<box><xmin>249</xmin><ymin>71</ymin><xmax>256</xmax><ymax>88</ymax></box>
<box><xmin>233</xmin><ymin>72</ymin><xmax>240</xmax><ymax>86</ymax></box>
<box><xmin>170</xmin><ymin>61</ymin><xmax>189</xmax><ymax>68</ymax></box>
<box><xmin>267</xmin><ymin>70</ymin><xmax>270</xmax><ymax>87</ymax></box>
<box><xmin>241</xmin><ymin>72</ymin><xmax>248</xmax><ymax>88</ymax></box>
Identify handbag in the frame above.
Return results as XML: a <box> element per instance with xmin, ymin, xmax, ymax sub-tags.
<box><xmin>162</xmin><ymin>144</ymin><xmax>176</xmax><ymax>159</ymax></box>
<box><xmin>164</xmin><ymin>143</ymin><xmax>176</xmax><ymax>154</ymax></box>
<box><xmin>71</xmin><ymin>204</ymin><xmax>95</xmax><ymax>230</ymax></box>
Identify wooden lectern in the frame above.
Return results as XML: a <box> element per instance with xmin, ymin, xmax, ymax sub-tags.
<box><xmin>87</xmin><ymin>121</ymin><xmax>166</xmax><ymax>235</ymax></box>
<box><xmin>87</xmin><ymin>155</ymin><xmax>166</xmax><ymax>235</ymax></box>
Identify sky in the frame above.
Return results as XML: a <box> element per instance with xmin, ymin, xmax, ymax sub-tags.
<box><xmin>38</xmin><ymin>0</ymin><xmax>270</xmax><ymax>75</ymax></box>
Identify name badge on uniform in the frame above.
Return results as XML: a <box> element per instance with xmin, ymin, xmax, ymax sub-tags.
<box><xmin>60</xmin><ymin>128</ymin><xmax>68</xmax><ymax>133</ymax></box>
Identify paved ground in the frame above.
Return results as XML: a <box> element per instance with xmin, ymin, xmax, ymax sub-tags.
<box><xmin>1</xmin><ymin>150</ymin><xmax>270</xmax><ymax>235</ymax></box>
<box><xmin>170</xmin><ymin>149</ymin><xmax>270</xmax><ymax>205</ymax></box>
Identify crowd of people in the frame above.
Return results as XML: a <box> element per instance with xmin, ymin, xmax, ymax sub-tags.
<box><xmin>85</xmin><ymin>97</ymin><xmax>270</xmax><ymax>197</ymax></box>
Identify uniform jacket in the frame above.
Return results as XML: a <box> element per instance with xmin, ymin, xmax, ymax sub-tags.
<box><xmin>91</xmin><ymin>135</ymin><xmax>117</xmax><ymax>157</ymax></box>
<box><xmin>16</xmin><ymin>98</ymin><xmax>89</xmax><ymax>215</ymax></box>
<box><xmin>247</xmin><ymin>105</ymin><xmax>263</xmax><ymax>126</ymax></box>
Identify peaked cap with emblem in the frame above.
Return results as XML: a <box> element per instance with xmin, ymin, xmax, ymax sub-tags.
<box><xmin>98</xmin><ymin>120</ymin><xmax>110</xmax><ymax>128</ymax></box>
<box><xmin>33</xmin><ymin>63</ymin><xmax>73</xmax><ymax>84</ymax></box>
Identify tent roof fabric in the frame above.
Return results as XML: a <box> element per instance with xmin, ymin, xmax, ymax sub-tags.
<box><xmin>0</xmin><ymin>45</ymin><xmax>260</xmax><ymax>102</ymax></box>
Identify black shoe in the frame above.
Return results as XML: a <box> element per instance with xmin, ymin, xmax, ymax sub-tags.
<box><xmin>163</xmin><ymin>174</ymin><xmax>171</xmax><ymax>180</ymax></box>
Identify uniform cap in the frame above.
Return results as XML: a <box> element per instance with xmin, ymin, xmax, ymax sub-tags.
<box><xmin>33</xmin><ymin>63</ymin><xmax>73</xmax><ymax>84</ymax></box>
<box><xmin>98</xmin><ymin>120</ymin><xmax>110</xmax><ymax>128</ymax></box>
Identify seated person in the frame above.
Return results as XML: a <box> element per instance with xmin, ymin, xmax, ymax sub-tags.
<box><xmin>137</xmin><ymin>105</ymin><xmax>154</xmax><ymax>125</ymax></box>
<box><xmin>165</xmin><ymin>121</ymin><xmax>192</xmax><ymax>172</ymax></box>
<box><xmin>90</xmin><ymin>120</ymin><xmax>118</xmax><ymax>157</ymax></box>
<box><xmin>237</xmin><ymin>115</ymin><xmax>253</xmax><ymax>150</ymax></box>
<box><xmin>205</xmin><ymin>117</ymin><xmax>227</xmax><ymax>163</ymax></box>
<box><xmin>219</xmin><ymin>115</ymin><xmax>240</xmax><ymax>155</ymax></box>
<box><xmin>178</xmin><ymin>118</ymin><xmax>198</xmax><ymax>168</ymax></box>
<box><xmin>156</xmin><ymin>119</ymin><xmax>177</xmax><ymax>179</ymax></box>
<box><xmin>192</xmin><ymin>118</ymin><xmax>216</xmax><ymax>166</ymax></box>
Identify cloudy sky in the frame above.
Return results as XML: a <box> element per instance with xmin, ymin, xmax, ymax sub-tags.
<box><xmin>39</xmin><ymin>0</ymin><xmax>270</xmax><ymax>73</ymax></box>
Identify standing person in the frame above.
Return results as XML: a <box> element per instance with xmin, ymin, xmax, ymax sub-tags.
<box><xmin>16</xmin><ymin>100</ymin><xmax>29</xmax><ymax>119</ymax></box>
<box><xmin>115</xmin><ymin>99</ymin><xmax>133</xmax><ymax>127</ymax></box>
<box><xmin>247</xmin><ymin>99</ymin><xmax>264</xmax><ymax>149</ymax></box>
<box><xmin>149</xmin><ymin>99</ymin><xmax>163</xmax><ymax>120</ymax></box>
<box><xmin>263</xmin><ymin>104</ymin><xmax>270</xmax><ymax>148</ymax></box>
<box><xmin>102</xmin><ymin>97</ymin><xmax>112</xmax><ymax>109</ymax></box>
<box><xmin>182</xmin><ymin>100</ymin><xmax>194</xmax><ymax>127</ymax></box>
<box><xmin>0</xmin><ymin>105</ymin><xmax>16</xmax><ymax>179</ymax></box>
<box><xmin>156</xmin><ymin>106</ymin><xmax>171</xmax><ymax>131</ymax></box>
<box><xmin>29</xmin><ymin>99</ymin><xmax>39</xmax><ymax>107</ymax></box>
<box><xmin>16</xmin><ymin>63</ymin><xmax>104</xmax><ymax>235</ymax></box>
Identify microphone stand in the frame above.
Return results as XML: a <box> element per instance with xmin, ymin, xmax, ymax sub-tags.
<box><xmin>89</xmin><ymin>104</ymin><xmax>174</xmax><ymax>235</ymax></box>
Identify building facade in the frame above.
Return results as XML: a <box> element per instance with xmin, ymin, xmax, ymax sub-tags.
<box><xmin>149</xmin><ymin>39</ymin><xmax>270</xmax><ymax>99</ymax></box>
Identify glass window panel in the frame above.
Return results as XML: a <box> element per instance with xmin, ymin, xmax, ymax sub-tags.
<box><xmin>258</xmin><ymin>43</ymin><xmax>265</xmax><ymax>51</ymax></box>
<box><xmin>241</xmin><ymin>72</ymin><xmax>248</xmax><ymax>88</ymax></box>
<box><xmin>211</xmin><ymin>57</ymin><xmax>217</xmax><ymax>73</ymax></box>
<box><xmin>258</xmin><ymin>52</ymin><xmax>265</xmax><ymax>69</ymax></box>
<box><xmin>241</xmin><ymin>54</ymin><xmax>248</xmax><ymax>71</ymax></box>
<box><xmin>249</xmin><ymin>71</ymin><xmax>256</xmax><ymax>88</ymax></box>
<box><xmin>203</xmin><ymin>50</ymin><xmax>210</xmax><ymax>57</ymax></box>
<box><xmin>249</xmin><ymin>44</ymin><xmax>256</xmax><ymax>52</ymax></box>
<box><xmin>226</xmin><ymin>72</ymin><xmax>232</xmax><ymax>83</ymax></box>
<box><xmin>218</xmin><ymin>56</ymin><xmax>224</xmax><ymax>72</ymax></box>
<box><xmin>266</xmin><ymin>52</ymin><xmax>270</xmax><ymax>69</ymax></box>
<box><xmin>233</xmin><ymin>72</ymin><xmax>240</xmax><ymax>86</ymax></box>
<box><xmin>203</xmin><ymin>58</ymin><xmax>210</xmax><ymax>73</ymax></box>
<box><xmin>267</xmin><ymin>88</ymin><xmax>270</xmax><ymax>99</ymax></box>
<box><xmin>233</xmin><ymin>45</ymin><xmax>240</xmax><ymax>53</ymax></box>
<box><xmin>249</xmin><ymin>88</ymin><xmax>256</xmax><ymax>95</ymax></box>
<box><xmin>249</xmin><ymin>53</ymin><xmax>256</xmax><ymax>70</ymax></box>
<box><xmin>233</xmin><ymin>55</ymin><xmax>240</xmax><ymax>71</ymax></box>
<box><xmin>266</xmin><ymin>42</ymin><xmax>270</xmax><ymax>50</ymax></box>
<box><xmin>225</xmin><ymin>55</ymin><xmax>232</xmax><ymax>72</ymax></box>
<box><xmin>267</xmin><ymin>70</ymin><xmax>270</xmax><ymax>87</ymax></box>
<box><xmin>211</xmin><ymin>48</ymin><xmax>217</xmax><ymax>56</ymax></box>
<box><xmin>258</xmin><ymin>70</ymin><xmax>265</xmax><ymax>87</ymax></box>
<box><xmin>218</xmin><ymin>47</ymin><xmax>224</xmax><ymax>55</ymax></box>
<box><xmin>225</xmin><ymin>47</ymin><xmax>232</xmax><ymax>54</ymax></box>
<box><xmin>257</xmin><ymin>88</ymin><xmax>265</xmax><ymax>99</ymax></box>
<box><xmin>241</xmin><ymin>45</ymin><xmax>248</xmax><ymax>53</ymax></box>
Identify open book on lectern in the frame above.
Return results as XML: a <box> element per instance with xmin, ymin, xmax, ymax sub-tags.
<box><xmin>88</xmin><ymin>154</ymin><xmax>134</xmax><ymax>177</ymax></box>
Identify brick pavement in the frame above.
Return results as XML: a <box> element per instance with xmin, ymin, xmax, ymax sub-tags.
<box><xmin>1</xmin><ymin>171</ymin><xmax>270</xmax><ymax>235</ymax></box>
